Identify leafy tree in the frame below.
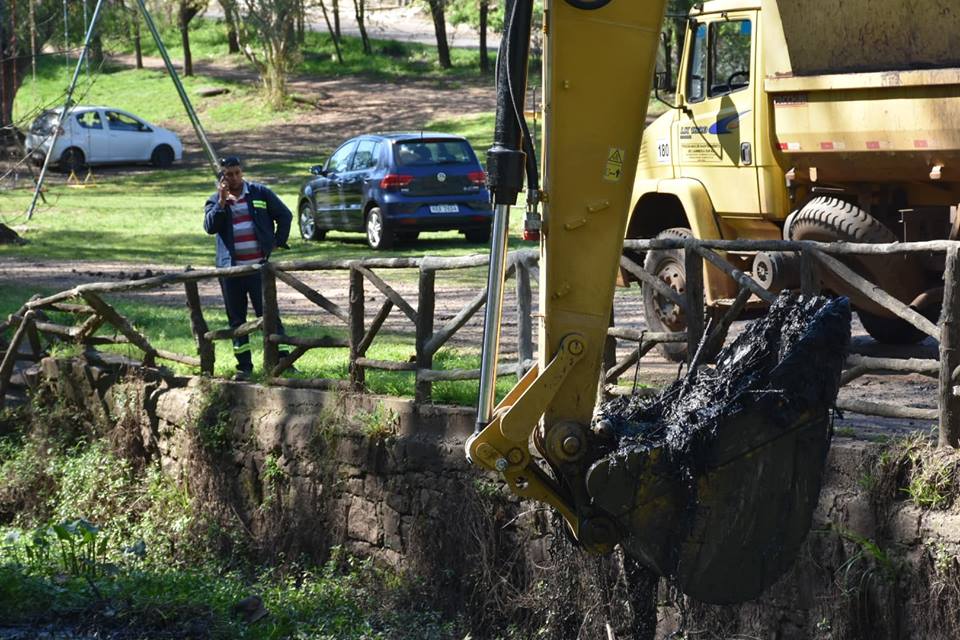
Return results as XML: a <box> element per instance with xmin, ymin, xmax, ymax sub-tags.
<box><xmin>0</xmin><ymin>0</ymin><xmax>72</xmax><ymax>131</ymax></box>
<box><xmin>178</xmin><ymin>0</ymin><xmax>209</xmax><ymax>76</ymax></box>
<box><xmin>238</xmin><ymin>0</ymin><xmax>300</xmax><ymax>108</ymax></box>
<box><xmin>448</xmin><ymin>0</ymin><xmax>504</xmax><ymax>72</ymax></box>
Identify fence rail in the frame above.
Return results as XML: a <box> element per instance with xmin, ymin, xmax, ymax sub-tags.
<box><xmin>2</xmin><ymin>238</ymin><xmax>958</xmax><ymax>447</ymax></box>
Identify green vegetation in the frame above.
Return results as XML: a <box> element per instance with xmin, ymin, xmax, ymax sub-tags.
<box><xmin>870</xmin><ymin>433</ymin><xmax>960</xmax><ymax>511</ymax></box>
<box><xmin>0</xmin><ymin>402</ymin><xmax>463</xmax><ymax>638</ymax></box>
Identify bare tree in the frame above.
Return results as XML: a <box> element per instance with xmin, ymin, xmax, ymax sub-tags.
<box><xmin>239</xmin><ymin>0</ymin><xmax>301</xmax><ymax>108</ymax></box>
<box><xmin>119</xmin><ymin>0</ymin><xmax>145</xmax><ymax>69</ymax></box>
<box><xmin>352</xmin><ymin>0</ymin><xmax>370</xmax><ymax>54</ymax></box>
<box><xmin>315</xmin><ymin>0</ymin><xmax>343</xmax><ymax>63</ymax></box>
<box><xmin>179</xmin><ymin>0</ymin><xmax>209</xmax><ymax>76</ymax></box>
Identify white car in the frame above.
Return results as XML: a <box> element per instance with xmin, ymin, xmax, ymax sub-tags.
<box><xmin>25</xmin><ymin>106</ymin><xmax>183</xmax><ymax>170</ymax></box>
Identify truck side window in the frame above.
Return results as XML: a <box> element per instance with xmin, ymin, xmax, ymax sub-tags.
<box><xmin>709</xmin><ymin>20</ymin><xmax>751</xmax><ymax>98</ymax></box>
<box><xmin>687</xmin><ymin>22</ymin><xmax>708</xmax><ymax>103</ymax></box>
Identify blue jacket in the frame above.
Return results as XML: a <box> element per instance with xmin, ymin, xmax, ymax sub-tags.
<box><xmin>204</xmin><ymin>181</ymin><xmax>293</xmax><ymax>268</ymax></box>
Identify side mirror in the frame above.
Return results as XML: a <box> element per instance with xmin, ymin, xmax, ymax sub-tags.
<box><xmin>654</xmin><ymin>71</ymin><xmax>668</xmax><ymax>91</ymax></box>
<box><xmin>310</xmin><ymin>164</ymin><xmax>326</xmax><ymax>176</ymax></box>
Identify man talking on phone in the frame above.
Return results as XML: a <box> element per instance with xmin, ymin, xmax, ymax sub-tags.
<box><xmin>204</xmin><ymin>156</ymin><xmax>293</xmax><ymax>380</ymax></box>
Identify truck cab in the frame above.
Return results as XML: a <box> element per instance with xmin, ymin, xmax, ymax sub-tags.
<box><xmin>629</xmin><ymin>0</ymin><xmax>960</xmax><ymax>350</ymax></box>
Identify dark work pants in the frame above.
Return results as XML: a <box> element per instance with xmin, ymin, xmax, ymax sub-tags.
<box><xmin>219</xmin><ymin>271</ymin><xmax>285</xmax><ymax>372</ymax></box>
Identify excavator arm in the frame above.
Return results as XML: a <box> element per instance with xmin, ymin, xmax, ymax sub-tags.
<box><xmin>466</xmin><ymin>0</ymin><xmax>668</xmax><ymax>554</ymax></box>
<box><xmin>466</xmin><ymin>0</ymin><xmax>850</xmax><ymax>605</ymax></box>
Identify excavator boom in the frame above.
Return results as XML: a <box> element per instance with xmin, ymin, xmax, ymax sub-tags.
<box><xmin>466</xmin><ymin>0</ymin><xmax>850</xmax><ymax>604</ymax></box>
<box><xmin>469</xmin><ymin>0</ymin><xmax>668</xmax><ymax>553</ymax></box>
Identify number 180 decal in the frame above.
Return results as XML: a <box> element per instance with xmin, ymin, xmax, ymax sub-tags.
<box><xmin>656</xmin><ymin>138</ymin><xmax>671</xmax><ymax>164</ymax></box>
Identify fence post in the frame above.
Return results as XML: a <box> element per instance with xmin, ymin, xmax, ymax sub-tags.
<box><xmin>184</xmin><ymin>278</ymin><xmax>215</xmax><ymax>375</ymax></box>
<box><xmin>415</xmin><ymin>266</ymin><xmax>436</xmax><ymax>403</ymax></box>
<box><xmin>939</xmin><ymin>246</ymin><xmax>960</xmax><ymax>448</ymax></box>
<box><xmin>0</xmin><ymin>312</ymin><xmax>33</xmax><ymax>409</ymax></box>
<box><xmin>349</xmin><ymin>267</ymin><xmax>366</xmax><ymax>391</ymax></box>
<box><xmin>261</xmin><ymin>264</ymin><xmax>280</xmax><ymax>375</ymax></box>
<box><xmin>800</xmin><ymin>250</ymin><xmax>819</xmax><ymax>296</ymax></box>
<box><xmin>515</xmin><ymin>256</ymin><xmax>534</xmax><ymax>381</ymax></box>
<box><xmin>685</xmin><ymin>243</ymin><xmax>705</xmax><ymax>360</ymax></box>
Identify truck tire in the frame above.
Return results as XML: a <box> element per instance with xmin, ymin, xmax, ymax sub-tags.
<box><xmin>789</xmin><ymin>196</ymin><xmax>928</xmax><ymax>344</ymax></box>
<box><xmin>642</xmin><ymin>228</ymin><xmax>693</xmax><ymax>362</ymax></box>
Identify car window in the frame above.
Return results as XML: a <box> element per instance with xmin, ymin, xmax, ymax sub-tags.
<box><xmin>76</xmin><ymin>111</ymin><xmax>103</xmax><ymax>129</ymax></box>
<box><xmin>395</xmin><ymin>140</ymin><xmax>474</xmax><ymax>166</ymax></box>
<box><xmin>105</xmin><ymin>111</ymin><xmax>148</xmax><ymax>132</ymax></box>
<box><xmin>350</xmin><ymin>140</ymin><xmax>380</xmax><ymax>171</ymax></box>
<box><xmin>326</xmin><ymin>141</ymin><xmax>358</xmax><ymax>173</ymax></box>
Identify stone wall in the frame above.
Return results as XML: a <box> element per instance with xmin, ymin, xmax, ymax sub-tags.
<box><xmin>32</xmin><ymin>356</ymin><xmax>960</xmax><ymax>640</ymax></box>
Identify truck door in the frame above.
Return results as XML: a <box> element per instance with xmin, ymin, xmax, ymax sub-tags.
<box><xmin>677</xmin><ymin>14</ymin><xmax>760</xmax><ymax>217</ymax></box>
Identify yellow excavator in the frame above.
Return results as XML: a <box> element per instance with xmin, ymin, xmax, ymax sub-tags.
<box><xmin>466</xmin><ymin>0</ymin><xmax>851</xmax><ymax>605</ymax></box>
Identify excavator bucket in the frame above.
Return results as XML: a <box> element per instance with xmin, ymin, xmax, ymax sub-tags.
<box><xmin>586</xmin><ymin>295</ymin><xmax>851</xmax><ymax>604</ymax></box>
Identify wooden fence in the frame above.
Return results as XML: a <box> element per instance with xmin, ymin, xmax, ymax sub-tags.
<box><xmin>1</xmin><ymin>238</ymin><xmax>958</xmax><ymax>447</ymax></box>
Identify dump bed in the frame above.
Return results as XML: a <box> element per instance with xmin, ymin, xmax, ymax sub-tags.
<box><xmin>761</xmin><ymin>0</ymin><xmax>960</xmax><ymax>182</ymax></box>
<box><xmin>763</xmin><ymin>0</ymin><xmax>958</xmax><ymax>77</ymax></box>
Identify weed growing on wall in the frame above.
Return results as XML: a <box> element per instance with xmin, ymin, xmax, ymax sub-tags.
<box><xmin>192</xmin><ymin>379</ymin><xmax>233</xmax><ymax>453</ymax></box>
<box><xmin>870</xmin><ymin>432</ymin><xmax>960</xmax><ymax>511</ymax></box>
<box><xmin>356</xmin><ymin>403</ymin><xmax>400</xmax><ymax>440</ymax></box>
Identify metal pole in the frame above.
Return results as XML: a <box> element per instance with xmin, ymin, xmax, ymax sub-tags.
<box><xmin>25</xmin><ymin>0</ymin><xmax>107</xmax><ymax>221</ymax></box>
<box><xmin>133</xmin><ymin>0</ymin><xmax>219</xmax><ymax>177</ymax></box>
<box><xmin>474</xmin><ymin>0</ymin><xmax>534</xmax><ymax>430</ymax></box>
<box><xmin>476</xmin><ymin>203</ymin><xmax>512</xmax><ymax>425</ymax></box>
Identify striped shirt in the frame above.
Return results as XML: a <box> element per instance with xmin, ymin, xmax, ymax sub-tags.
<box><xmin>229</xmin><ymin>185</ymin><xmax>264</xmax><ymax>266</ymax></box>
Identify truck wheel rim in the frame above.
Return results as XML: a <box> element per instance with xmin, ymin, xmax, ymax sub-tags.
<box><xmin>655</xmin><ymin>261</ymin><xmax>686</xmax><ymax>329</ymax></box>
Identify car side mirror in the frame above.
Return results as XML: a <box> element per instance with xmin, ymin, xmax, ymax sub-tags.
<box><xmin>310</xmin><ymin>164</ymin><xmax>326</xmax><ymax>176</ymax></box>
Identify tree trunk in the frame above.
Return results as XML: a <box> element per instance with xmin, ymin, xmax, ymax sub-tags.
<box><xmin>90</xmin><ymin>33</ymin><xmax>104</xmax><ymax>67</ymax></box>
<box><xmin>220</xmin><ymin>0</ymin><xmax>240</xmax><ymax>53</ymax></box>
<box><xmin>296</xmin><ymin>0</ymin><xmax>305</xmax><ymax>44</ymax></box>
<box><xmin>479</xmin><ymin>0</ymin><xmax>489</xmax><ymax>72</ymax></box>
<box><xmin>427</xmin><ymin>0</ymin><xmax>451</xmax><ymax>69</ymax></box>
<box><xmin>179</xmin><ymin>3</ymin><xmax>195</xmax><ymax>77</ymax></box>
<box><xmin>133</xmin><ymin>19</ymin><xmax>144</xmax><ymax>68</ymax></box>
<box><xmin>318</xmin><ymin>0</ymin><xmax>343</xmax><ymax>63</ymax></box>
<box><xmin>353</xmin><ymin>0</ymin><xmax>370</xmax><ymax>54</ymax></box>
<box><xmin>332</xmin><ymin>0</ymin><xmax>341</xmax><ymax>41</ymax></box>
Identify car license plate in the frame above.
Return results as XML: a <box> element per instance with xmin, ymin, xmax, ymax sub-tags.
<box><xmin>429</xmin><ymin>204</ymin><xmax>459</xmax><ymax>213</ymax></box>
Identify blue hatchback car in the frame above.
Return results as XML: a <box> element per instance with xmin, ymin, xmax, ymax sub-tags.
<box><xmin>297</xmin><ymin>132</ymin><xmax>494</xmax><ymax>250</ymax></box>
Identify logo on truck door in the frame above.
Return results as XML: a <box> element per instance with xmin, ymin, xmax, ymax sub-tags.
<box><xmin>708</xmin><ymin>110</ymin><xmax>751</xmax><ymax>135</ymax></box>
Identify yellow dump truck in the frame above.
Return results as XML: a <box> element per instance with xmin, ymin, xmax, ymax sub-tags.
<box><xmin>630</xmin><ymin>0</ymin><xmax>960</xmax><ymax>355</ymax></box>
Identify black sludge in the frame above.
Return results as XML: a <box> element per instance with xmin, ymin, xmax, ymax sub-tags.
<box><xmin>586</xmin><ymin>294</ymin><xmax>851</xmax><ymax>604</ymax></box>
